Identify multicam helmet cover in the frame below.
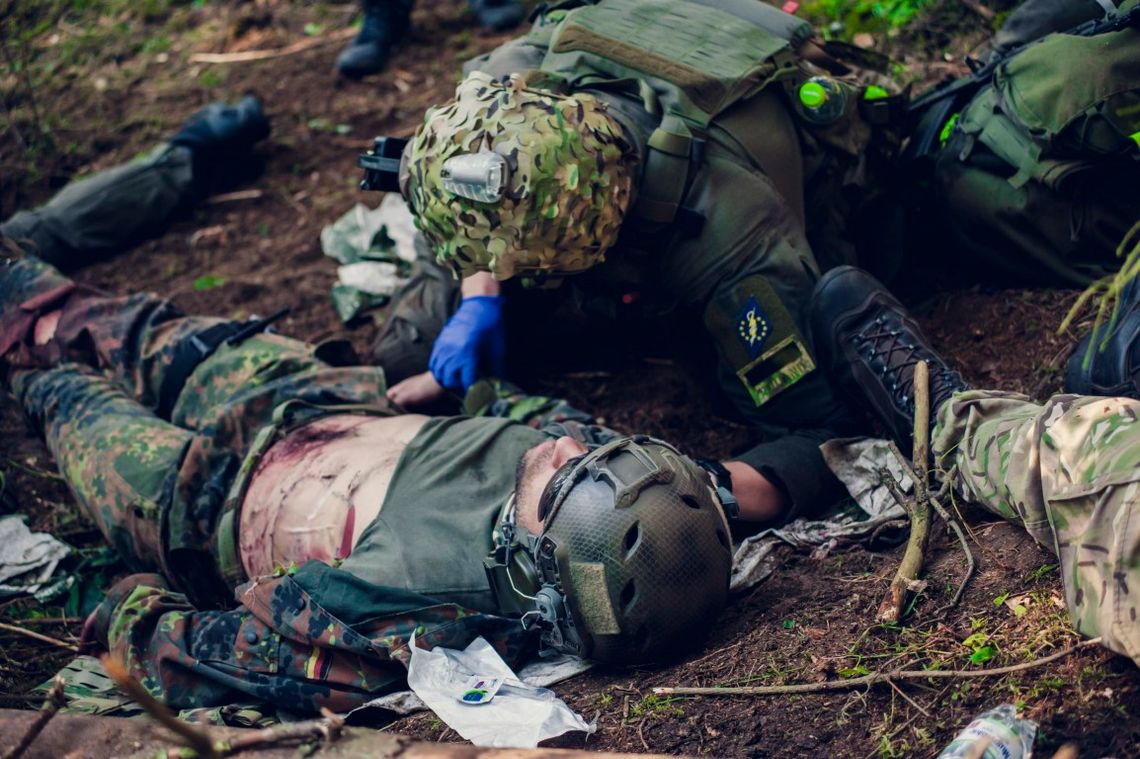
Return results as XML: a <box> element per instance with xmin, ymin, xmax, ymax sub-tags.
<box><xmin>402</xmin><ymin>71</ymin><xmax>636</xmax><ymax>280</ymax></box>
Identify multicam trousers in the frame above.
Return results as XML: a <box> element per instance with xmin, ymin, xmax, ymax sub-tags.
<box><xmin>1</xmin><ymin>148</ymin><xmax>391</xmax><ymax>606</ymax></box>
<box><xmin>934</xmin><ymin>390</ymin><xmax>1140</xmax><ymax>665</ymax></box>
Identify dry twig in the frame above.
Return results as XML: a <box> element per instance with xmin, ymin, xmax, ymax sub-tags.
<box><xmin>203</xmin><ymin>189</ymin><xmax>264</xmax><ymax>205</ymax></box>
<box><xmin>0</xmin><ymin>621</ymin><xmax>79</xmax><ymax>652</ymax></box>
<box><xmin>101</xmin><ymin>655</ymin><xmax>218</xmax><ymax>758</ymax></box>
<box><xmin>652</xmin><ymin>637</ymin><xmax>1102</xmax><ymax>697</ymax></box>
<box><xmin>189</xmin><ymin>28</ymin><xmax>356</xmax><ymax>64</ymax></box>
<box><xmin>1</xmin><ymin>675</ymin><xmax>66</xmax><ymax>759</ymax></box>
<box><xmin>960</xmin><ymin>0</ymin><xmax>995</xmax><ymax>21</ymax></box>
<box><xmin>101</xmin><ymin>655</ymin><xmax>345</xmax><ymax>756</ymax></box>
<box><xmin>888</xmin><ymin>447</ymin><xmax>977</xmax><ymax>610</ymax></box>
<box><xmin>876</xmin><ymin>361</ymin><xmax>932</xmax><ymax>623</ymax></box>
<box><xmin>17</xmin><ymin>616</ymin><xmax>84</xmax><ymax>626</ymax></box>
<box><xmin>215</xmin><ymin>707</ymin><xmax>344</xmax><ymax>754</ymax></box>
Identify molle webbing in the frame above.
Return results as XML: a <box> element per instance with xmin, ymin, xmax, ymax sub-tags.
<box><xmin>953</xmin><ymin>23</ymin><xmax>1140</xmax><ymax>189</ymax></box>
<box><xmin>544</xmin><ymin>0</ymin><xmax>794</xmax><ymax>122</ymax></box>
<box><xmin>539</xmin><ymin>0</ymin><xmax>798</xmax><ymax>227</ymax></box>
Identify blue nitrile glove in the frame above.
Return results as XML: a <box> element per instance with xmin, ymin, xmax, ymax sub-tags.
<box><xmin>429</xmin><ymin>295</ymin><xmax>507</xmax><ymax>392</ymax></box>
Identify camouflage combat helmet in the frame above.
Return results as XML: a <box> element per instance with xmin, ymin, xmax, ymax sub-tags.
<box><xmin>401</xmin><ymin>70</ymin><xmax>636</xmax><ymax>280</ymax></box>
<box><xmin>529</xmin><ymin>436</ymin><xmax>732</xmax><ymax>664</ymax></box>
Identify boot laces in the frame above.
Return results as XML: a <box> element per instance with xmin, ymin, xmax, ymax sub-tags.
<box><xmin>854</xmin><ymin>315</ymin><xmax>960</xmax><ymax>413</ymax></box>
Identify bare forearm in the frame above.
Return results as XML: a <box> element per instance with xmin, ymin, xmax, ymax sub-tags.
<box><xmin>461</xmin><ymin>271</ymin><xmax>502</xmax><ymax>297</ymax></box>
<box><xmin>723</xmin><ymin>461</ymin><xmax>789</xmax><ymax>523</ymax></box>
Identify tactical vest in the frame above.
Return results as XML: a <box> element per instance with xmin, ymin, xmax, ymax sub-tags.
<box><xmin>463</xmin><ymin>0</ymin><xmax>901</xmax><ymax>409</ymax></box>
<box><xmin>929</xmin><ymin>2</ymin><xmax>1140</xmax><ymax>286</ymax></box>
<box><xmin>521</xmin><ymin>0</ymin><xmax>899</xmax><ymax>234</ymax></box>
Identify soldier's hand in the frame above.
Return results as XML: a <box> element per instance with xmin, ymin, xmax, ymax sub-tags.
<box><xmin>387</xmin><ymin>371</ymin><xmax>447</xmax><ymax>408</ymax></box>
<box><xmin>429</xmin><ymin>295</ymin><xmax>507</xmax><ymax>392</ymax></box>
<box><xmin>79</xmin><ymin>609</ymin><xmax>107</xmax><ymax>655</ymax></box>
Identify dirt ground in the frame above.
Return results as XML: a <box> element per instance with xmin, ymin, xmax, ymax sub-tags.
<box><xmin>1</xmin><ymin>1</ymin><xmax>1138</xmax><ymax>756</ymax></box>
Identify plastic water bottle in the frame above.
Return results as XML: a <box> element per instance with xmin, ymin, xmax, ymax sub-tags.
<box><xmin>936</xmin><ymin>704</ymin><xmax>1038</xmax><ymax>759</ymax></box>
<box><xmin>797</xmin><ymin>76</ymin><xmax>849</xmax><ymax>125</ymax></box>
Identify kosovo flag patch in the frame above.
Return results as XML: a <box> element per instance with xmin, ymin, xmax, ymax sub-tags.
<box><xmin>736</xmin><ymin>296</ymin><xmax>770</xmax><ymax>359</ymax></box>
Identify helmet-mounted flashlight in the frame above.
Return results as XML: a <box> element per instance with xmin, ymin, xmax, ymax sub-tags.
<box><xmin>440</xmin><ymin>152</ymin><xmax>509</xmax><ymax>203</ymax></box>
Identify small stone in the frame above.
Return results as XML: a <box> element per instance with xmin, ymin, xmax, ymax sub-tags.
<box><xmin>853</xmin><ymin>33</ymin><xmax>875</xmax><ymax>49</ymax></box>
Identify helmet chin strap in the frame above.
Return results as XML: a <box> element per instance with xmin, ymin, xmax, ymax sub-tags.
<box><xmin>484</xmin><ymin>493</ymin><xmax>584</xmax><ymax>657</ymax></box>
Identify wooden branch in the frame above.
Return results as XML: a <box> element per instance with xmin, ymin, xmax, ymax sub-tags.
<box><xmin>16</xmin><ymin>617</ymin><xmax>84</xmax><ymax>626</ymax></box>
<box><xmin>930</xmin><ymin>493</ymin><xmax>976</xmax><ymax>609</ymax></box>
<box><xmin>0</xmin><ymin>621</ymin><xmax>79</xmax><ymax>653</ymax></box>
<box><xmin>101</xmin><ymin>655</ymin><xmax>218</xmax><ymax>759</ymax></box>
<box><xmin>203</xmin><ymin>189</ymin><xmax>264</xmax><ymax>205</ymax></box>
<box><xmin>961</xmin><ymin>0</ymin><xmax>995</xmax><ymax>21</ymax></box>
<box><xmin>876</xmin><ymin>361</ymin><xmax>932</xmax><ymax>623</ymax></box>
<box><xmin>189</xmin><ymin>28</ymin><xmax>356</xmax><ymax>64</ymax></box>
<box><xmin>102</xmin><ymin>656</ymin><xmax>345</xmax><ymax>757</ymax></box>
<box><xmin>652</xmin><ymin>638</ymin><xmax>1102</xmax><ymax>697</ymax></box>
<box><xmin>215</xmin><ymin>707</ymin><xmax>344</xmax><ymax>754</ymax></box>
<box><xmin>913</xmin><ymin>361</ymin><xmax>930</xmax><ymax>480</ymax></box>
<box><xmin>1</xmin><ymin>676</ymin><xmax>65</xmax><ymax>759</ymax></box>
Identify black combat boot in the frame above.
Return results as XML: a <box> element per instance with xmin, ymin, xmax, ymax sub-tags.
<box><xmin>169</xmin><ymin>95</ymin><xmax>270</xmax><ymax>197</ymax></box>
<box><xmin>336</xmin><ymin>0</ymin><xmax>412</xmax><ymax>79</ymax></box>
<box><xmin>1064</xmin><ymin>275</ymin><xmax>1140</xmax><ymax>399</ymax></box>
<box><xmin>810</xmin><ymin>266</ymin><xmax>970</xmax><ymax>451</ymax></box>
<box><xmin>469</xmin><ymin>0</ymin><xmax>525</xmax><ymax>31</ymax></box>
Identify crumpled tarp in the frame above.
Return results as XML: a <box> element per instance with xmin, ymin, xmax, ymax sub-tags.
<box><xmin>730</xmin><ymin>437</ymin><xmax>912</xmax><ymax>593</ymax></box>
<box><xmin>320</xmin><ymin>195</ymin><xmax>419</xmax><ymax>323</ymax></box>
<box><xmin>0</xmin><ymin>515</ymin><xmax>71</xmax><ymax>598</ymax></box>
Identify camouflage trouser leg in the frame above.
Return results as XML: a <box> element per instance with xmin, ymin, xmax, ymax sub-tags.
<box><xmin>0</xmin><ymin>144</ymin><xmax>196</xmax><ymax>271</ymax></box>
<box><xmin>4</xmin><ymin>259</ymin><xmax>390</xmax><ymax>605</ymax></box>
<box><xmin>933</xmin><ymin>390</ymin><xmax>1140</xmax><ymax>665</ymax></box>
<box><xmin>10</xmin><ymin>366</ymin><xmax>192</xmax><ymax>578</ymax></box>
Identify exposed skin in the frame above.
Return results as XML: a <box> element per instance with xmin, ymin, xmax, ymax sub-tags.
<box><xmin>386</xmin><ymin>369</ymin><xmax>446</xmax><ymax>406</ymax></box>
<box><xmin>514</xmin><ymin>435</ymin><xmax>588</xmax><ymax>535</ymax></box>
<box><xmin>35</xmin><ymin>302</ymin><xmax>788</xmax><ymax>525</ymax></box>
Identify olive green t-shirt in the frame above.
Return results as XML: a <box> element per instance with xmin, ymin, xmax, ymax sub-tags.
<box><xmin>337</xmin><ymin>416</ymin><xmax>550</xmax><ymax>614</ymax></box>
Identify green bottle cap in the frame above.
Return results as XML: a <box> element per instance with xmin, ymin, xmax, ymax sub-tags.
<box><xmin>939</xmin><ymin>113</ymin><xmax>960</xmax><ymax>147</ymax></box>
<box><xmin>863</xmin><ymin>84</ymin><xmax>889</xmax><ymax>101</ymax></box>
<box><xmin>799</xmin><ymin>81</ymin><xmax>827</xmax><ymax>109</ymax></box>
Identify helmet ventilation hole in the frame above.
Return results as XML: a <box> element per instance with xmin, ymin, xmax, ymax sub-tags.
<box><xmin>620</xmin><ymin>580</ymin><xmax>637</xmax><ymax>611</ymax></box>
<box><xmin>681</xmin><ymin>495</ymin><xmax>702</xmax><ymax>510</ymax></box>
<box><xmin>623</xmin><ymin>522</ymin><xmax>641</xmax><ymax>556</ymax></box>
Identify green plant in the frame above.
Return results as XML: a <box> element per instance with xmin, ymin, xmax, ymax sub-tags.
<box><xmin>799</xmin><ymin>0</ymin><xmax>937</xmax><ymax>38</ymax></box>
<box><xmin>193</xmin><ymin>274</ymin><xmax>226</xmax><ymax>291</ymax></box>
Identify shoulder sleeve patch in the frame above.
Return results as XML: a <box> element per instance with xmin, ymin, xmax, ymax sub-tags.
<box><xmin>705</xmin><ymin>275</ymin><xmax>815</xmax><ymax>407</ymax></box>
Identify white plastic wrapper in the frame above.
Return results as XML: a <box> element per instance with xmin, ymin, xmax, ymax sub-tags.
<box><xmin>0</xmin><ymin>515</ymin><xmax>71</xmax><ymax>597</ymax></box>
<box><xmin>406</xmin><ymin>635</ymin><xmax>594</xmax><ymax>747</ymax></box>
<box><xmin>336</xmin><ymin>261</ymin><xmax>403</xmax><ymax>296</ymax></box>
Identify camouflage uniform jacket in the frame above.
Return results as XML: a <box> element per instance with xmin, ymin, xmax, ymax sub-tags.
<box><xmin>88</xmin><ymin>383</ymin><xmax>622</xmax><ymax>715</ymax></box>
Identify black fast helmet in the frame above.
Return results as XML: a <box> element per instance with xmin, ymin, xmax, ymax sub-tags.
<box><xmin>524</xmin><ymin>435</ymin><xmax>734</xmax><ymax>665</ymax></box>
